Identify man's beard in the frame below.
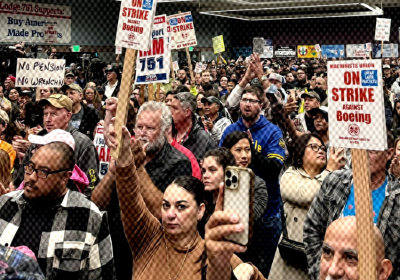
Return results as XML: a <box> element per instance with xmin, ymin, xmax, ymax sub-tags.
<box><xmin>139</xmin><ymin>134</ymin><xmax>165</xmax><ymax>153</ymax></box>
<box><xmin>241</xmin><ymin>110</ymin><xmax>259</xmax><ymax>122</ymax></box>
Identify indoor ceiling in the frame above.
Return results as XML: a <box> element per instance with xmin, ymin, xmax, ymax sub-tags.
<box><xmin>157</xmin><ymin>0</ymin><xmax>400</xmax><ymax>21</ymax></box>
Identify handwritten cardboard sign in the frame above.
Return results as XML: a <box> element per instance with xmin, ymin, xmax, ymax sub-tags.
<box><xmin>16</xmin><ymin>58</ymin><xmax>66</xmax><ymax>87</ymax></box>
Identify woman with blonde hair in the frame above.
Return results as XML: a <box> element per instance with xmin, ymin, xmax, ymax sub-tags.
<box><xmin>83</xmin><ymin>86</ymin><xmax>104</xmax><ymax>119</ymax></box>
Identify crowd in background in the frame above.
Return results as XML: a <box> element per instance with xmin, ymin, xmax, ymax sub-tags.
<box><xmin>0</xmin><ymin>44</ymin><xmax>399</xmax><ymax>280</ymax></box>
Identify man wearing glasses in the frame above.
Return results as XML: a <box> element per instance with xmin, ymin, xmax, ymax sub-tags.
<box><xmin>0</xmin><ymin>141</ymin><xmax>115</xmax><ymax>279</ymax></box>
<box><xmin>219</xmin><ymin>84</ymin><xmax>285</xmax><ymax>278</ymax></box>
<box><xmin>304</xmin><ymin>131</ymin><xmax>400</xmax><ymax>280</ymax></box>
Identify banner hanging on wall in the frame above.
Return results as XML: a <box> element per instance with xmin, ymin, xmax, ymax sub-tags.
<box><xmin>135</xmin><ymin>14</ymin><xmax>170</xmax><ymax>84</ymax></box>
<box><xmin>0</xmin><ymin>0</ymin><xmax>71</xmax><ymax>43</ymax></box>
<box><xmin>321</xmin><ymin>45</ymin><xmax>345</xmax><ymax>58</ymax></box>
<box><xmin>274</xmin><ymin>46</ymin><xmax>296</xmax><ymax>58</ymax></box>
<box><xmin>297</xmin><ymin>45</ymin><xmax>318</xmax><ymax>58</ymax></box>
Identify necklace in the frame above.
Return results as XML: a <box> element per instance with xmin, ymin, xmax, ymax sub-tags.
<box><xmin>164</xmin><ymin>233</ymin><xmax>196</xmax><ymax>280</ymax></box>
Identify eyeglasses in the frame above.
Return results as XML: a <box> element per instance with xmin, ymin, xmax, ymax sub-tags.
<box><xmin>24</xmin><ymin>163</ymin><xmax>70</xmax><ymax>179</ymax></box>
<box><xmin>297</xmin><ymin>72</ymin><xmax>306</xmax><ymax>75</ymax></box>
<box><xmin>306</xmin><ymin>143</ymin><xmax>327</xmax><ymax>153</ymax></box>
<box><xmin>241</xmin><ymin>98</ymin><xmax>260</xmax><ymax>105</ymax></box>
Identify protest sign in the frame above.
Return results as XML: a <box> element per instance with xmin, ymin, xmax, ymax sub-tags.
<box><xmin>321</xmin><ymin>45</ymin><xmax>345</xmax><ymax>58</ymax></box>
<box><xmin>195</xmin><ymin>62</ymin><xmax>203</xmax><ymax>73</ymax></box>
<box><xmin>314</xmin><ymin>44</ymin><xmax>321</xmax><ymax>53</ymax></box>
<box><xmin>346</xmin><ymin>44</ymin><xmax>368</xmax><ymax>58</ymax></box>
<box><xmin>365</xmin><ymin>43</ymin><xmax>372</xmax><ymax>52</ymax></box>
<box><xmin>275</xmin><ymin>46</ymin><xmax>296</xmax><ymax>58</ymax></box>
<box><xmin>372</xmin><ymin>44</ymin><xmax>399</xmax><ymax>58</ymax></box>
<box><xmin>16</xmin><ymin>58</ymin><xmax>66</xmax><ymax>87</ymax></box>
<box><xmin>135</xmin><ymin>14</ymin><xmax>170</xmax><ymax>84</ymax></box>
<box><xmin>297</xmin><ymin>45</ymin><xmax>318</xmax><ymax>58</ymax></box>
<box><xmin>264</xmin><ymin>39</ymin><xmax>273</xmax><ymax>46</ymax></box>
<box><xmin>0</xmin><ymin>1</ymin><xmax>70</xmax><ymax>43</ymax></box>
<box><xmin>44</xmin><ymin>22</ymin><xmax>57</xmax><ymax>44</ymax></box>
<box><xmin>374</xmin><ymin>18</ymin><xmax>391</xmax><ymax>42</ymax></box>
<box><xmin>201</xmin><ymin>64</ymin><xmax>207</xmax><ymax>71</ymax></box>
<box><xmin>167</xmin><ymin>12</ymin><xmax>197</xmax><ymax>49</ymax></box>
<box><xmin>116</xmin><ymin>46</ymin><xmax>122</xmax><ymax>54</ymax></box>
<box><xmin>253</xmin><ymin>37</ymin><xmax>264</xmax><ymax>55</ymax></box>
<box><xmin>93</xmin><ymin>126</ymin><xmax>110</xmax><ymax>180</ymax></box>
<box><xmin>212</xmin><ymin>35</ymin><xmax>225</xmax><ymax>54</ymax></box>
<box><xmin>328</xmin><ymin>59</ymin><xmax>386</xmax><ymax>151</ymax></box>
<box><xmin>115</xmin><ymin>0</ymin><xmax>157</xmax><ymax>51</ymax></box>
<box><xmin>260</xmin><ymin>46</ymin><xmax>273</xmax><ymax>58</ymax></box>
<box><xmin>172</xmin><ymin>61</ymin><xmax>179</xmax><ymax>71</ymax></box>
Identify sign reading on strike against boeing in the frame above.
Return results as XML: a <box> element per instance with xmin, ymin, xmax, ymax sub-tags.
<box><xmin>167</xmin><ymin>12</ymin><xmax>197</xmax><ymax>49</ymax></box>
<box><xmin>115</xmin><ymin>0</ymin><xmax>157</xmax><ymax>51</ymax></box>
<box><xmin>328</xmin><ymin>60</ymin><xmax>387</xmax><ymax>151</ymax></box>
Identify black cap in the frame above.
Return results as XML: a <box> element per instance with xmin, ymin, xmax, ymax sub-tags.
<box><xmin>65</xmin><ymin>72</ymin><xmax>74</xmax><ymax>77</ymax></box>
<box><xmin>105</xmin><ymin>66</ymin><xmax>119</xmax><ymax>73</ymax></box>
<box><xmin>201</xmin><ymin>96</ymin><xmax>222</xmax><ymax>106</ymax></box>
<box><xmin>19</xmin><ymin>90</ymin><xmax>32</xmax><ymax>98</ymax></box>
<box><xmin>230</xmin><ymin>63</ymin><xmax>235</xmax><ymax>67</ymax></box>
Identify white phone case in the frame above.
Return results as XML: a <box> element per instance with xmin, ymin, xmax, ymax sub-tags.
<box><xmin>223</xmin><ymin>166</ymin><xmax>254</xmax><ymax>246</ymax></box>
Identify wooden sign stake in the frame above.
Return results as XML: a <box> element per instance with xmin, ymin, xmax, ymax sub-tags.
<box><xmin>140</xmin><ymin>85</ymin><xmax>145</xmax><ymax>105</ymax></box>
<box><xmin>148</xmin><ymin>83</ymin><xmax>154</xmax><ymax>101</ymax></box>
<box><xmin>381</xmin><ymin>41</ymin><xmax>384</xmax><ymax>57</ymax></box>
<box><xmin>170</xmin><ymin>56</ymin><xmax>175</xmax><ymax>81</ymax></box>
<box><xmin>111</xmin><ymin>49</ymin><xmax>137</xmax><ymax>158</ymax></box>
<box><xmin>351</xmin><ymin>149</ymin><xmax>376</xmax><ymax>280</ymax></box>
<box><xmin>156</xmin><ymin>83</ymin><xmax>161</xmax><ymax>102</ymax></box>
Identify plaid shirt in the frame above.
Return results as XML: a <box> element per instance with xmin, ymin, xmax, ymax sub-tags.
<box><xmin>0</xmin><ymin>190</ymin><xmax>115</xmax><ymax>280</ymax></box>
<box><xmin>304</xmin><ymin>169</ymin><xmax>400</xmax><ymax>280</ymax></box>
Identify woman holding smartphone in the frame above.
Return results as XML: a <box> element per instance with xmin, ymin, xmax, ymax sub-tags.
<box><xmin>112</xmin><ymin>125</ymin><xmax>266</xmax><ymax>280</ymax></box>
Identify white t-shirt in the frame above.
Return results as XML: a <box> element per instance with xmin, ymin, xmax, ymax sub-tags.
<box><xmin>104</xmin><ymin>81</ymin><xmax>118</xmax><ymax>98</ymax></box>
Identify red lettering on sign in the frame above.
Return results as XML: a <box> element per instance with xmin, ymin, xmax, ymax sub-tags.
<box><xmin>344</xmin><ymin>71</ymin><xmax>360</xmax><ymax>85</ymax></box>
<box><xmin>131</xmin><ymin>0</ymin><xmax>142</xmax><ymax>8</ymax></box>
<box><xmin>331</xmin><ymin>88</ymin><xmax>375</xmax><ymax>102</ymax></box>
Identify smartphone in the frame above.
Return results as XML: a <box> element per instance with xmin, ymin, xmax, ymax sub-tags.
<box><xmin>288</xmin><ymin>89</ymin><xmax>296</xmax><ymax>102</ymax></box>
<box><xmin>223</xmin><ymin>166</ymin><xmax>254</xmax><ymax>246</ymax></box>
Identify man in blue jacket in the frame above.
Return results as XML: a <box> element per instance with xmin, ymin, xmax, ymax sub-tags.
<box><xmin>219</xmin><ymin>85</ymin><xmax>285</xmax><ymax>278</ymax></box>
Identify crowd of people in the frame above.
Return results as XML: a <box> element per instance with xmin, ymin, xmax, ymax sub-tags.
<box><xmin>0</xmin><ymin>45</ymin><xmax>399</xmax><ymax>280</ymax></box>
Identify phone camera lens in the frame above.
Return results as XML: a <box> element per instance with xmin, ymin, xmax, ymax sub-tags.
<box><xmin>226</xmin><ymin>179</ymin><xmax>232</xmax><ymax>187</ymax></box>
<box><xmin>226</xmin><ymin>171</ymin><xmax>232</xmax><ymax>178</ymax></box>
<box><xmin>232</xmin><ymin>176</ymin><xmax>238</xmax><ymax>184</ymax></box>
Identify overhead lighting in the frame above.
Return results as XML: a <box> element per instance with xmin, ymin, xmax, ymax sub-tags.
<box><xmin>202</xmin><ymin>3</ymin><xmax>360</xmax><ymax>13</ymax></box>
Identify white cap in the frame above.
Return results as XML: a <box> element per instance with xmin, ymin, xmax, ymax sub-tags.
<box><xmin>28</xmin><ymin>129</ymin><xmax>75</xmax><ymax>150</ymax></box>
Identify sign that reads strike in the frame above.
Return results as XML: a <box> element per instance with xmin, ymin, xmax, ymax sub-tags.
<box><xmin>167</xmin><ymin>12</ymin><xmax>197</xmax><ymax>49</ymax></box>
<box><xmin>115</xmin><ymin>0</ymin><xmax>157</xmax><ymax>51</ymax></box>
<box><xmin>328</xmin><ymin>60</ymin><xmax>387</xmax><ymax>151</ymax></box>
<box><xmin>135</xmin><ymin>14</ymin><xmax>170</xmax><ymax>84</ymax></box>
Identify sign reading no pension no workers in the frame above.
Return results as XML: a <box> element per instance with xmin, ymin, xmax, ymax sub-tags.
<box><xmin>328</xmin><ymin>60</ymin><xmax>387</xmax><ymax>151</ymax></box>
<box><xmin>16</xmin><ymin>58</ymin><xmax>66</xmax><ymax>87</ymax></box>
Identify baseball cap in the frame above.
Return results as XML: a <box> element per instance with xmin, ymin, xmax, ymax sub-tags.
<box><xmin>0</xmin><ymin>109</ymin><xmax>9</xmax><ymax>124</ymax></box>
<box><xmin>28</xmin><ymin>129</ymin><xmax>75</xmax><ymax>150</ymax></box>
<box><xmin>383</xmin><ymin>64</ymin><xmax>391</xmax><ymax>69</ymax></box>
<box><xmin>19</xmin><ymin>90</ymin><xmax>32</xmax><ymax>98</ymax></box>
<box><xmin>291</xmin><ymin>66</ymin><xmax>298</xmax><ymax>71</ymax></box>
<box><xmin>105</xmin><ymin>66</ymin><xmax>119</xmax><ymax>73</ymax></box>
<box><xmin>235</xmin><ymin>65</ymin><xmax>242</xmax><ymax>70</ymax></box>
<box><xmin>309</xmin><ymin>106</ymin><xmax>329</xmax><ymax>121</ymax></box>
<box><xmin>301</xmin><ymin>90</ymin><xmax>321</xmax><ymax>102</ymax></box>
<box><xmin>65</xmin><ymin>72</ymin><xmax>75</xmax><ymax>77</ymax></box>
<box><xmin>266</xmin><ymin>84</ymin><xmax>278</xmax><ymax>95</ymax></box>
<box><xmin>268</xmin><ymin>73</ymin><xmax>283</xmax><ymax>83</ymax></box>
<box><xmin>61</xmin><ymin>83</ymin><xmax>83</xmax><ymax>93</ymax></box>
<box><xmin>229</xmin><ymin>63</ymin><xmax>235</xmax><ymax>67</ymax></box>
<box><xmin>39</xmin><ymin>94</ymin><xmax>73</xmax><ymax>112</ymax></box>
<box><xmin>5</xmin><ymin>76</ymin><xmax>16</xmax><ymax>83</ymax></box>
<box><xmin>201</xmin><ymin>96</ymin><xmax>222</xmax><ymax>106</ymax></box>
